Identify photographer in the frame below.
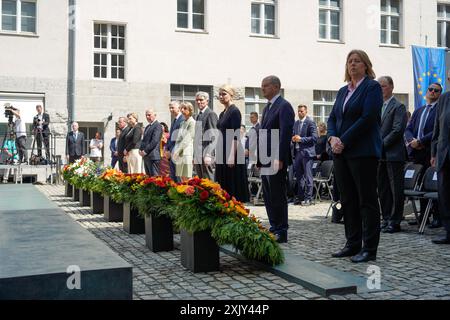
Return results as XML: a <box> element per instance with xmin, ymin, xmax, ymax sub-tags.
<box><xmin>33</xmin><ymin>104</ymin><xmax>50</xmax><ymax>160</ymax></box>
<box><xmin>9</xmin><ymin>107</ymin><xmax>27</xmax><ymax>164</ymax></box>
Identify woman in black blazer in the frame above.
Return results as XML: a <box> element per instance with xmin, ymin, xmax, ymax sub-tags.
<box><xmin>124</xmin><ymin>112</ymin><xmax>143</xmax><ymax>173</ymax></box>
<box><xmin>327</xmin><ymin>49</ymin><xmax>383</xmax><ymax>263</ymax></box>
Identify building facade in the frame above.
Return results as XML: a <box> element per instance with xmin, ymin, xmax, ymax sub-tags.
<box><xmin>0</xmin><ymin>0</ymin><xmax>448</xmax><ymax>164</ymax></box>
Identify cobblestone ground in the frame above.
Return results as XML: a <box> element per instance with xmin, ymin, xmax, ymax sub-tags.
<box><xmin>37</xmin><ymin>185</ymin><xmax>450</xmax><ymax>300</ymax></box>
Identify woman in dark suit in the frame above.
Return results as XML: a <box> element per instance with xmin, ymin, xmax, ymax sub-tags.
<box><xmin>215</xmin><ymin>85</ymin><xmax>249</xmax><ymax>202</ymax></box>
<box><xmin>327</xmin><ymin>49</ymin><xmax>383</xmax><ymax>263</ymax></box>
<box><xmin>124</xmin><ymin>112</ymin><xmax>143</xmax><ymax>173</ymax></box>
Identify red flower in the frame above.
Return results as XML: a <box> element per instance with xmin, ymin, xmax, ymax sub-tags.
<box><xmin>188</xmin><ymin>176</ymin><xmax>202</xmax><ymax>186</ymax></box>
<box><xmin>185</xmin><ymin>186</ymin><xmax>195</xmax><ymax>196</ymax></box>
<box><xmin>199</xmin><ymin>190</ymin><xmax>209</xmax><ymax>201</ymax></box>
<box><xmin>224</xmin><ymin>192</ymin><xmax>231</xmax><ymax>201</ymax></box>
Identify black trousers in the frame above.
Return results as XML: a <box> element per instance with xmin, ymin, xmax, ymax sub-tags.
<box><xmin>378</xmin><ymin>160</ymin><xmax>405</xmax><ymax>225</ymax></box>
<box><xmin>261</xmin><ymin>166</ymin><xmax>288</xmax><ymax>236</ymax></box>
<box><xmin>144</xmin><ymin>158</ymin><xmax>160</xmax><ymax>176</ymax></box>
<box><xmin>438</xmin><ymin>157</ymin><xmax>450</xmax><ymax>235</ymax></box>
<box><xmin>118</xmin><ymin>156</ymin><xmax>128</xmax><ymax>173</ymax></box>
<box><xmin>69</xmin><ymin>155</ymin><xmax>81</xmax><ymax>164</ymax></box>
<box><xmin>36</xmin><ymin>131</ymin><xmax>50</xmax><ymax>159</ymax></box>
<box><xmin>333</xmin><ymin>156</ymin><xmax>380</xmax><ymax>253</ymax></box>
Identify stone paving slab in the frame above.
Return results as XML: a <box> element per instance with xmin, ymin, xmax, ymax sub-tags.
<box><xmin>33</xmin><ymin>185</ymin><xmax>450</xmax><ymax>300</ymax></box>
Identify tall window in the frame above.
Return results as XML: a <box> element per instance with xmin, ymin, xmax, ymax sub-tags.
<box><xmin>177</xmin><ymin>0</ymin><xmax>205</xmax><ymax>31</ymax></box>
<box><xmin>251</xmin><ymin>0</ymin><xmax>276</xmax><ymax>36</ymax></box>
<box><xmin>170</xmin><ymin>84</ymin><xmax>213</xmax><ymax>115</ymax></box>
<box><xmin>0</xmin><ymin>0</ymin><xmax>36</xmax><ymax>33</ymax></box>
<box><xmin>438</xmin><ymin>4</ymin><xmax>450</xmax><ymax>48</ymax></box>
<box><xmin>244</xmin><ymin>87</ymin><xmax>283</xmax><ymax>127</ymax></box>
<box><xmin>93</xmin><ymin>23</ymin><xmax>125</xmax><ymax>80</ymax></box>
<box><xmin>380</xmin><ymin>0</ymin><xmax>401</xmax><ymax>45</ymax></box>
<box><xmin>312</xmin><ymin>90</ymin><xmax>337</xmax><ymax>124</ymax></box>
<box><xmin>318</xmin><ymin>0</ymin><xmax>341</xmax><ymax>41</ymax></box>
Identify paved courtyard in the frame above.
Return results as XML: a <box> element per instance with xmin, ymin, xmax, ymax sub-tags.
<box><xmin>36</xmin><ymin>184</ymin><xmax>450</xmax><ymax>300</ymax></box>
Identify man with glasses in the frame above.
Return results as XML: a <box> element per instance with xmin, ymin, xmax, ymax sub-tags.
<box><xmin>405</xmin><ymin>82</ymin><xmax>441</xmax><ymax>227</ymax></box>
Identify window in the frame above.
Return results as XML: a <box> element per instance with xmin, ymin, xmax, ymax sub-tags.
<box><xmin>0</xmin><ymin>0</ymin><xmax>36</xmax><ymax>33</ymax></box>
<box><xmin>177</xmin><ymin>0</ymin><xmax>205</xmax><ymax>31</ymax></box>
<box><xmin>170</xmin><ymin>84</ymin><xmax>213</xmax><ymax>115</ymax></box>
<box><xmin>318</xmin><ymin>0</ymin><xmax>341</xmax><ymax>41</ymax></box>
<box><xmin>380</xmin><ymin>0</ymin><xmax>401</xmax><ymax>45</ymax></box>
<box><xmin>251</xmin><ymin>0</ymin><xmax>276</xmax><ymax>36</ymax></box>
<box><xmin>78</xmin><ymin>122</ymin><xmax>104</xmax><ymax>157</ymax></box>
<box><xmin>312</xmin><ymin>90</ymin><xmax>338</xmax><ymax>124</ymax></box>
<box><xmin>394</xmin><ymin>93</ymin><xmax>408</xmax><ymax>108</ymax></box>
<box><xmin>244</xmin><ymin>87</ymin><xmax>284</xmax><ymax>128</ymax></box>
<box><xmin>437</xmin><ymin>4</ymin><xmax>450</xmax><ymax>48</ymax></box>
<box><xmin>93</xmin><ymin>23</ymin><xmax>125</xmax><ymax>80</ymax></box>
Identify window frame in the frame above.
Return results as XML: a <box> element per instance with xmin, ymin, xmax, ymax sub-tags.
<box><xmin>250</xmin><ymin>0</ymin><xmax>277</xmax><ymax>38</ymax></box>
<box><xmin>0</xmin><ymin>0</ymin><xmax>37</xmax><ymax>35</ymax></box>
<box><xmin>380</xmin><ymin>0</ymin><xmax>402</xmax><ymax>46</ymax></box>
<box><xmin>437</xmin><ymin>3</ymin><xmax>450</xmax><ymax>48</ymax></box>
<box><xmin>318</xmin><ymin>0</ymin><xmax>342</xmax><ymax>42</ymax></box>
<box><xmin>176</xmin><ymin>0</ymin><xmax>207</xmax><ymax>33</ymax></box>
<box><xmin>170</xmin><ymin>84</ymin><xmax>214</xmax><ymax>115</ymax></box>
<box><xmin>93</xmin><ymin>22</ymin><xmax>126</xmax><ymax>81</ymax></box>
<box><xmin>312</xmin><ymin>90</ymin><xmax>338</xmax><ymax>124</ymax></box>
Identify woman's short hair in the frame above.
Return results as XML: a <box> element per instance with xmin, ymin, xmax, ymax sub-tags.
<box><xmin>180</xmin><ymin>102</ymin><xmax>194</xmax><ymax>116</ymax></box>
<box><xmin>345</xmin><ymin>49</ymin><xmax>376</xmax><ymax>82</ymax></box>
<box><xmin>95</xmin><ymin>132</ymin><xmax>102</xmax><ymax>139</ymax></box>
<box><xmin>127</xmin><ymin>112</ymin><xmax>138</xmax><ymax>121</ymax></box>
<box><xmin>219</xmin><ymin>84</ymin><xmax>236</xmax><ymax>98</ymax></box>
<box><xmin>160</xmin><ymin>122</ymin><xmax>169</xmax><ymax>133</ymax></box>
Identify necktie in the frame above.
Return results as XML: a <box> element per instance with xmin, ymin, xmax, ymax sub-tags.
<box><xmin>418</xmin><ymin>105</ymin><xmax>432</xmax><ymax>139</ymax></box>
<box><xmin>74</xmin><ymin>132</ymin><xmax>77</xmax><ymax>140</ymax></box>
<box><xmin>381</xmin><ymin>102</ymin><xmax>388</xmax><ymax>116</ymax></box>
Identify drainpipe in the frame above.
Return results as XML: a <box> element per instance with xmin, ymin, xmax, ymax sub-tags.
<box><xmin>67</xmin><ymin>0</ymin><xmax>76</xmax><ymax>127</ymax></box>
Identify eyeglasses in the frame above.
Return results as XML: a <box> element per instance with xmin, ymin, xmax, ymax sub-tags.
<box><xmin>428</xmin><ymin>87</ymin><xmax>441</xmax><ymax>93</ymax></box>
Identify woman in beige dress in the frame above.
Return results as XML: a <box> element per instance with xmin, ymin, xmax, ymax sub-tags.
<box><xmin>172</xmin><ymin>102</ymin><xmax>195</xmax><ymax>181</ymax></box>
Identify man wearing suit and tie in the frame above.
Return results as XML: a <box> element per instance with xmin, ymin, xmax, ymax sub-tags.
<box><xmin>165</xmin><ymin>101</ymin><xmax>184</xmax><ymax>182</ymax></box>
<box><xmin>430</xmin><ymin>84</ymin><xmax>450</xmax><ymax>244</ymax></box>
<box><xmin>139</xmin><ymin>109</ymin><xmax>163</xmax><ymax>176</ymax></box>
<box><xmin>405</xmin><ymin>82</ymin><xmax>441</xmax><ymax>227</ymax></box>
<box><xmin>33</xmin><ymin>104</ymin><xmax>51</xmax><ymax>161</ymax></box>
<box><xmin>258</xmin><ymin>75</ymin><xmax>295</xmax><ymax>243</ymax></box>
<box><xmin>292</xmin><ymin>105</ymin><xmax>318</xmax><ymax>206</ymax></box>
<box><xmin>194</xmin><ymin>91</ymin><xmax>218</xmax><ymax>181</ymax></box>
<box><xmin>65</xmin><ymin>122</ymin><xmax>85</xmax><ymax>163</ymax></box>
<box><xmin>377</xmin><ymin>76</ymin><xmax>408</xmax><ymax>233</ymax></box>
<box><xmin>117</xmin><ymin>116</ymin><xmax>130</xmax><ymax>173</ymax></box>
<box><xmin>110</xmin><ymin>128</ymin><xmax>121</xmax><ymax>169</ymax></box>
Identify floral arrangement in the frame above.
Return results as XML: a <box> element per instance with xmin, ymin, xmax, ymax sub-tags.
<box><xmin>168</xmin><ymin>177</ymin><xmax>284</xmax><ymax>265</ymax></box>
<box><xmin>62</xmin><ymin>158</ymin><xmax>101</xmax><ymax>190</ymax></box>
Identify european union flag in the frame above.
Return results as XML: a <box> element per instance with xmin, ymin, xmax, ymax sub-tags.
<box><xmin>412</xmin><ymin>45</ymin><xmax>446</xmax><ymax>109</ymax></box>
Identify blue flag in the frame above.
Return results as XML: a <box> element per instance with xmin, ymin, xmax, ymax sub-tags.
<box><xmin>412</xmin><ymin>45</ymin><xmax>446</xmax><ymax>109</ymax></box>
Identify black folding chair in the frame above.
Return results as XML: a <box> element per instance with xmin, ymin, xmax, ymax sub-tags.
<box><xmin>403</xmin><ymin>163</ymin><xmax>424</xmax><ymax>223</ymax></box>
<box><xmin>313</xmin><ymin>160</ymin><xmax>333</xmax><ymax>202</ymax></box>
<box><xmin>248</xmin><ymin>164</ymin><xmax>264</xmax><ymax>205</ymax></box>
<box><xmin>418</xmin><ymin>167</ymin><xmax>438</xmax><ymax>234</ymax></box>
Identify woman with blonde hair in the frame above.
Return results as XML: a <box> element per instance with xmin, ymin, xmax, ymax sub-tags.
<box><xmin>215</xmin><ymin>84</ymin><xmax>249</xmax><ymax>202</ymax></box>
<box><xmin>124</xmin><ymin>112</ymin><xmax>143</xmax><ymax>173</ymax></box>
<box><xmin>172</xmin><ymin>102</ymin><xmax>195</xmax><ymax>181</ymax></box>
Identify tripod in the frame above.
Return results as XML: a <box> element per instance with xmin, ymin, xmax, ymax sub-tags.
<box><xmin>29</xmin><ymin>127</ymin><xmax>48</xmax><ymax>165</ymax></box>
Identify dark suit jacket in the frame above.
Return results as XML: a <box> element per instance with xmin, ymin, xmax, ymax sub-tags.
<box><xmin>110</xmin><ymin>137</ymin><xmax>117</xmax><ymax>157</ymax></box>
<box><xmin>140</xmin><ymin>120</ymin><xmax>163</xmax><ymax>160</ymax></box>
<box><xmin>124</xmin><ymin>125</ymin><xmax>142</xmax><ymax>151</ymax></box>
<box><xmin>245</xmin><ymin>122</ymin><xmax>260</xmax><ymax>151</ymax></box>
<box><xmin>194</xmin><ymin>107</ymin><xmax>218</xmax><ymax>159</ymax></box>
<box><xmin>380</xmin><ymin>96</ymin><xmax>407</xmax><ymax>162</ymax></box>
<box><xmin>167</xmin><ymin>114</ymin><xmax>184</xmax><ymax>153</ymax></box>
<box><xmin>117</xmin><ymin>126</ymin><xmax>130</xmax><ymax>157</ymax></box>
<box><xmin>33</xmin><ymin>113</ymin><xmax>50</xmax><ymax>135</ymax></box>
<box><xmin>292</xmin><ymin>117</ymin><xmax>318</xmax><ymax>158</ymax></box>
<box><xmin>258</xmin><ymin>96</ymin><xmax>295</xmax><ymax>167</ymax></box>
<box><xmin>327</xmin><ymin>77</ymin><xmax>383</xmax><ymax>159</ymax></box>
<box><xmin>404</xmin><ymin>103</ymin><xmax>438</xmax><ymax>163</ymax></box>
<box><xmin>66</xmin><ymin>131</ymin><xmax>85</xmax><ymax>157</ymax></box>
<box><xmin>432</xmin><ymin>92</ymin><xmax>450</xmax><ymax>171</ymax></box>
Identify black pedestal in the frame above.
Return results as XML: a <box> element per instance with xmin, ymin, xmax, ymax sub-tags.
<box><xmin>90</xmin><ymin>191</ymin><xmax>104</xmax><ymax>214</ymax></box>
<box><xmin>64</xmin><ymin>182</ymin><xmax>73</xmax><ymax>197</ymax></box>
<box><xmin>180</xmin><ymin>229</ymin><xmax>219</xmax><ymax>273</ymax></box>
<box><xmin>103</xmin><ymin>195</ymin><xmax>123</xmax><ymax>222</ymax></box>
<box><xmin>72</xmin><ymin>185</ymin><xmax>80</xmax><ymax>202</ymax></box>
<box><xmin>123</xmin><ymin>202</ymin><xmax>145</xmax><ymax>234</ymax></box>
<box><xmin>145</xmin><ymin>214</ymin><xmax>174</xmax><ymax>252</ymax></box>
<box><xmin>79</xmin><ymin>189</ymin><xmax>91</xmax><ymax>207</ymax></box>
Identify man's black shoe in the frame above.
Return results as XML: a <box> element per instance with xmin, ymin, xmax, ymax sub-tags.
<box><xmin>293</xmin><ymin>199</ymin><xmax>302</xmax><ymax>205</ymax></box>
<box><xmin>351</xmin><ymin>251</ymin><xmax>376</xmax><ymax>263</ymax></box>
<box><xmin>382</xmin><ymin>224</ymin><xmax>401</xmax><ymax>233</ymax></box>
<box><xmin>381</xmin><ymin>220</ymin><xmax>389</xmax><ymax>229</ymax></box>
<box><xmin>301</xmin><ymin>200</ymin><xmax>312</xmax><ymax>206</ymax></box>
<box><xmin>275</xmin><ymin>233</ymin><xmax>287</xmax><ymax>243</ymax></box>
<box><xmin>331</xmin><ymin>246</ymin><xmax>360</xmax><ymax>258</ymax></box>
<box><xmin>432</xmin><ymin>236</ymin><xmax>450</xmax><ymax>244</ymax></box>
<box><xmin>429</xmin><ymin>220</ymin><xmax>442</xmax><ymax>229</ymax></box>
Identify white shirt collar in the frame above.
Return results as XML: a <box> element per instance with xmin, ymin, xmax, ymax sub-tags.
<box><xmin>269</xmin><ymin>93</ymin><xmax>281</xmax><ymax>105</ymax></box>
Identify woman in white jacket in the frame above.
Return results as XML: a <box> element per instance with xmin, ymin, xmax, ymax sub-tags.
<box><xmin>172</xmin><ymin>102</ymin><xmax>195</xmax><ymax>181</ymax></box>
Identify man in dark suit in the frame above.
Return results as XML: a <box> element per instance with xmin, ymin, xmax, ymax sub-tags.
<box><xmin>33</xmin><ymin>105</ymin><xmax>51</xmax><ymax>160</ymax></box>
<box><xmin>110</xmin><ymin>128</ymin><xmax>121</xmax><ymax>168</ymax></box>
<box><xmin>139</xmin><ymin>109</ymin><xmax>163</xmax><ymax>176</ymax></box>
<box><xmin>431</xmin><ymin>86</ymin><xmax>450</xmax><ymax>244</ymax></box>
<box><xmin>258</xmin><ymin>75</ymin><xmax>295</xmax><ymax>243</ymax></box>
<box><xmin>65</xmin><ymin>122</ymin><xmax>85</xmax><ymax>163</ymax></box>
<box><xmin>377</xmin><ymin>76</ymin><xmax>408</xmax><ymax>233</ymax></box>
<box><xmin>405</xmin><ymin>82</ymin><xmax>441</xmax><ymax>227</ymax></box>
<box><xmin>291</xmin><ymin>105</ymin><xmax>318</xmax><ymax>206</ymax></box>
<box><xmin>194</xmin><ymin>91</ymin><xmax>218</xmax><ymax>181</ymax></box>
<box><xmin>166</xmin><ymin>101</ymin><xmax>184</xmax><ymax>182</ymax></box>
<box><xmin>245</xmin><ymin>111</ymin><xmax>260</xmax><ymax>166</ymax></box>
<box><xmin>117</xmin><ymin>116</ymin><xmax>130</xmax><ymax>173</ymax></box>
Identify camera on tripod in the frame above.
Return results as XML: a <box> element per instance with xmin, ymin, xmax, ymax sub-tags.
<box><xmin>4</xmin><ymin>103</ymin><xmax>17</xmax><ymax>123</ymax></box>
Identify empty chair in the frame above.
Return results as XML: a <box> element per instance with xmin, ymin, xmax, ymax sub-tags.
<box><xmin>418</xmin><ymin>167</ymin><xmax>439</xmax><ymax>234</ymax></box>
<box><xmin>403</xmin><ymin>163</ymin><xmax>424</xmax><ymax>223</ymax></box>
<box><xmin>313</xmin><ymin>160</ymin><xmax>333</xmax><ymax>202</ymax></box>
<box><xmin>248</xmin><ymin>164</ymin><xmax>263</xmax><ymax>205</ymax></box>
